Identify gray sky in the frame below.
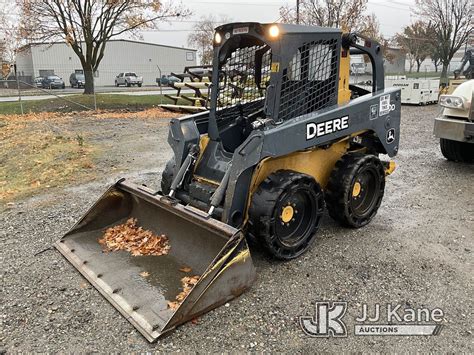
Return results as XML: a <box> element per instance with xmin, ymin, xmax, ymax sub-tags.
<box><xmin>141</xmin><ymin>0</ymin><xmax>417</xmax><ymax>48</ymax></box>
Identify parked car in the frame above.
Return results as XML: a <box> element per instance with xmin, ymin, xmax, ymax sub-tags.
<box><xmin>34</xmin><ymin>76</ymin><xmax>43</xmax><ymax>88</ymax></box>
<box><xmin>157</xmin><ymin>75</ymin><xmax>180</xmax><ymax>87</ymax></box>
<box><xmin>115</xmin><ymin>72</ymin><xmax>143</xmax><ymax>87</ymax></box>
<box><xmin>42</xmin><ymin>75</ymin><xmax>65</xmax><ymax>89</ymax></box>
<box><xmin>70</xmin><ymin>73</ymin><xmax>85</xmax><ymax>88</ymax></box>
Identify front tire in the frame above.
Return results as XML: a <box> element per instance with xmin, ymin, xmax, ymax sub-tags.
<box><xmin>325</xmin><ymin>153</ymin><xmax>385</xmax><ymax>228</ymax></box>
<box><xmin>248</xmin><ymin>170</ymin><xmax>324</xmax><ymax>260</ymax></box>
<box><xmin>440</xmin><ymin>138</ymin><xmax>474</xmax><ymax>163</ymax></box>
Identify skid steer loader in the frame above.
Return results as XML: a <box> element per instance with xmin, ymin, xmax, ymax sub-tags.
<box><xmin>56</xmin><ymin>23</ymin><xmax>401</xmax><ymax>342</ymax></box>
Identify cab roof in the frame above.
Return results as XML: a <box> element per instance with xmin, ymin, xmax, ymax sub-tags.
<box><xmin>215</xmin><ymin>22</ymin><xmax>342</xmax><ymax>35</ymax></box>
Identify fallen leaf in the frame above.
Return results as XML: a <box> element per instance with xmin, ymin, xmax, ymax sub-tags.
<box><xmin>167</xmin><ymin>274</ymin><xmax>201</xmax><ymax>310</ymax></box>
<box><xmin>98</xmin><ymin>218</ymin><xmax>170</xmax><ymax>256</ymax></box>
<box><xmin>139</xmin><ymin>271</ymin><xmax>150</xmax><ymax>278</ymax></box>
<box><xmin>179</xmin><ymin>266</ymin><xmax>192</xmax><ymax>273</ymax></box>
<box><xmin>167</xmin><ymin>301</ymin><xmax>180</xmax><ymax>311</ymax></box>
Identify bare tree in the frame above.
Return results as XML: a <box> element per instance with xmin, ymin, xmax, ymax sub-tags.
<box><xmin>17</xmin><ymin>0</ymin><xmax>190</xmax><ymax>94</ymax></box>
<box><xmin>0</xmin><ymin>3</ymin><xmax>21</xmax><ymax>65</ymax></box>
<box><xmin>415</xmin><ymin>0</ymin><xmax>473</xmax><ymax>84</ymax></box>
<box><xmin>279</xmin><ymin>0</ymin><xmax>370</xmax><ymax>32</ymax></box>
<box><xmin>187</xmin><ymin>15</ymin><xmax>231</xmax><ymax>65</ymax></box>
<box><xmin>279</xmin><ymin>1</ymin><xmax>392</xmax><ymax>63</ymax></box>
<box><xmin>395</xmin><ymin>21</ymin><xmax>433</xmax><ymax>72</ymax></box>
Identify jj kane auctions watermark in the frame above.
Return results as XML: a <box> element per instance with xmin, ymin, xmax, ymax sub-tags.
<box><xmin>300</xmin><ymin>301</ymin><xmax>444</xmax><ymax>337</ymax></box>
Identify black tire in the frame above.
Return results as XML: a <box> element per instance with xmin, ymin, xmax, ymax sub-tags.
<box><xmin>325</xmin><ymin>153</ymin><xmax>385</xmax><ymax>228</ymax></box>
<box><xmin>248</xmin><ymin>170</ymin><xmax>325</xmax><ymax>260</ymax></box>
<box><xmin>440</xmin><ymin>138</ymin><xmax>474</xmax><ymax>163</ymax></box>
<box><xmin>126</xmin><ymin>81</ymin><xmax>131</xmax><ymax>87</ymax></box>
<box><xmin>115</xmin><ymin>81</ymin><xmax>119</xmax><ymax>87</ymax></box>
<box><xmin>138</xmin><ymin>83</ymin><xmax>142</xmax><ymax>87</ymax></box>
<box><xmin>160</xmin><ymin>157</ymin><xmax>176</xmax><ymax>194</ymax></box>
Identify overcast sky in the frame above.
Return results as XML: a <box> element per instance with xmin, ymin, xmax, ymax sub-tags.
<box><xmin>141</xmin><ymin>0</ymin><xmax>417</xmax><ymax>48</ymax></box>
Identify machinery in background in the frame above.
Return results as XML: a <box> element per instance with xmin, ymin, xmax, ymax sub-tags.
<box><xmin>386</xmin><ymin>78</ymin><xmax>439</xmax><ymax>105</ymax></box>
<box><xmin>454</xmin><ymin>47</ymin><xmax>473</xmax><ymax>80</ymax></box>
<box><xmin>434</xmin><ymin>80</ymin><xmax>474</xmax><ymax>163</ymax></box>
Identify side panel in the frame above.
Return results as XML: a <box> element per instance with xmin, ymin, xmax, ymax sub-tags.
<box><xmin>224</xmin><ymin>89</ymin><xmax>401</xmax><ymax>225</ymax></box>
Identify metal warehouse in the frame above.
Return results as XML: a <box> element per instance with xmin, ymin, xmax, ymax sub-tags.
<box><xmin>15</xmin><ymin>39</ymin><xmax>197</xmax><ymax>86</ymax></box>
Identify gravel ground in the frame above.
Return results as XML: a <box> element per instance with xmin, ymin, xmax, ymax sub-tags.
<box><xmin>1</xmin><ymin>104</ymin><xmax>473</xmax><ymax>352</ymax></box>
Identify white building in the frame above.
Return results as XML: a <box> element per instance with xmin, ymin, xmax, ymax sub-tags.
<box><xmin>15</xmin><ymin>39</ymin><xmax>197</xmax><ymax>86</ymax></box>
<box><xmin>404</xmin><ymin>47</ymin><xmax>468</xmax><ymax>73</ymax></box>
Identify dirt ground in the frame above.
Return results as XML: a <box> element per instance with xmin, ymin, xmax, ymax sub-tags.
<box><xmin>1</xmin><ymin>105</ymin><xmax>473</xmax><ymax>352</ymax></box>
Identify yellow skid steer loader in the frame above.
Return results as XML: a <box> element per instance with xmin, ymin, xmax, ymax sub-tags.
<box><xmin>56</xmin><ymin>22</ymin><xmax>401</xmax><ymax>342</ymax></box>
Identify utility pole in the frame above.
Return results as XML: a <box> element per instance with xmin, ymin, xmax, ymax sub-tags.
<box><xmin>13</xmin><ymin>64</ymin><xmax>24</xmax><ymax>115</ymax></box>
<box><xmin>296</xmin><ymin>0</ymin><xmax>300</xmax><ymax>24</ymax></box>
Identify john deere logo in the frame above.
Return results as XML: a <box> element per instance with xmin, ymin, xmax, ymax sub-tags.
<box><xmin>386</xmin><ymin>128</ymin><xmax>396</xmax><ymax>144</ymax></box>
<box><xmin>299</xmin><ymin>301</ymin><xmax>348</xmax><ymax>337</ymax></box>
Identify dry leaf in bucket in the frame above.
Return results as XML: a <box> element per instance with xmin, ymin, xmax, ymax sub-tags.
<box><xmin>98</xmin><ymin>218</ymin><xmax>170</xmax><ymax>256</ymax></box>
<box><xmin>179</xmin><ymin>266</ymin><xmax>192</xmax><ymax>273</ymax></box>
<box><xmin>167</xmin><ymin>275</ymin><xmax>201</xmax><ymax>310</ymax></box>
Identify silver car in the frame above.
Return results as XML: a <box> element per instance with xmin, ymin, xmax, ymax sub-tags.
<box><xmin>115</xmin><ymin>72</ymin><xmax>143</xmax><ymax>87</ymax></box>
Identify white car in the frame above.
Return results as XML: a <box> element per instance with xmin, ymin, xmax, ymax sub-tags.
<box><xmin>115</xmin><ymin>72</ymin><xmax>143</xmax><ymax>87</ymax></box>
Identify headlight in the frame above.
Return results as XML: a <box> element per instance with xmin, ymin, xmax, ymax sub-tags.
<box><xmin>214</xmin><ymin>32</ymin><xmax>222</xmax><ymax>45</ymax></box>
<box><xmin>268</xmin><ymin>25</ymin><xmax>279</xmax><ymax>38</ymax></box>
<box><xmin>439</xmin><ymin>95</ymin><xmax>466</xmax><ymax>109</ymax></box>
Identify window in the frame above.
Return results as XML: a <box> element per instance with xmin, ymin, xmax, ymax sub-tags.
<box><xmin>279</xmin><ymin>39</ymin><xmax>339</xmax><ymax>121</ymax></box>
<box><xmin>186</xmin><ymin>52</ymin><xmax>194</xmax><ymax>61</ymax></box>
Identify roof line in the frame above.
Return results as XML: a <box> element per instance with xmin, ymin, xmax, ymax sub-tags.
<box><xmin>19</xmin><ymin>39</ymin><xmax>196</xmax><ymax>52</ymax></box>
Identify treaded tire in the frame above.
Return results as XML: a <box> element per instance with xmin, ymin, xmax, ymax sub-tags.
<box><xmin>160</xmin><ymin>157</ymin><xmax>176</xmax><ymax>194</ymax></box>
<box><xmin>325</xmin><ymin>153</ymin><xmax>385</xmax><ymax>228</ymax></box>
<box><xmin>440</xmin><ymin>138</ymin><xmax>474</xmax><ymax>163</ymax></box>
<box><xmin>248</xmin><ymin>170</ymin><xmax>324</xmax><ymax>260</ymax></box>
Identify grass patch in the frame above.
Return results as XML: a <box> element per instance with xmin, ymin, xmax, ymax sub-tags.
<box><xmin>0</xmin><ymin>119</ymin><xmax>96</xmax><ymax>203</ymax></box>
<box><xmin>0</xmin><ymin>94</ymin><xmax>190</xmax><ymax>115</ymax></box>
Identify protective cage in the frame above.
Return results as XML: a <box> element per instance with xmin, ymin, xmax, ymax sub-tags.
<box><xmin>214</xmin><ymin>42</ymin><xmax>272</xmax><ymax>122</ymax></box>
<box><xmin>278</xmin><ymin>38</ymin><xmax>340</xmax><ymax>122</ymax></box>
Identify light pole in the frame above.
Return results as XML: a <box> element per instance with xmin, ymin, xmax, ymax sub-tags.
<box><xmin>156</xmin><ymin>65</ymin><xmax>162</xmax><ymax>104</ymax></box>
<box><xmin>296</xmin><ymin>0</ymin><xmax>300</xmax><ymax>24</ymax></box>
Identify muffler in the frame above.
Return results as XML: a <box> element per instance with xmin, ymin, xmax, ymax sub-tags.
<box><xmin>55</xmin><ymin>179</ymin><xmax>256</xmax><ymax>342</ymax></box>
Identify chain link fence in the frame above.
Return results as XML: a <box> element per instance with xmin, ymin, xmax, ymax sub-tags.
<box><xmin>0</xmin><ymin>67</ymin><xmax>179</xmax><ymax>115</ymax></box>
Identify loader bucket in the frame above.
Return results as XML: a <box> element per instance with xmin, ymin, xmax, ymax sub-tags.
<box><xmin>55</xmin><ymin>179</ymin><xmax>256</xmax><ymax>342</ymax></box>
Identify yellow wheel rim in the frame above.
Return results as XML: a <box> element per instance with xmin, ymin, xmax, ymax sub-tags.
<box><xmin>352</xmin><ymin>181</ymin><xmax>362</xmax><ymax>197</ymax></box>
<box><xmin>281</xmin><ymin>205</ymin><xmax>294</xmax><ymax>223</ymax></box>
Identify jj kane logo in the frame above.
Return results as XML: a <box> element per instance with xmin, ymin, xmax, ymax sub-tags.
<box><xmin>300</xmin><ymin>301</ymin><xmax>444</xmax><ymax>337</ymax></box>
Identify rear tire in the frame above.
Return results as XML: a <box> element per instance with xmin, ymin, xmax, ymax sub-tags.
<box><xmin>325</xmin><ymin>153</ymin><xmax>385</xmax><ymax>228</ymax></box>
<box><xmin>160</xmin><ymin>157</ymin><xmax>176</xmax><ymax>195</ymax></box>
<box><xmin>248</xmin><ymin>170</ymin><xmax>324</xmax><ymax>260</ymax></box>
<box><xmin>440</xmin><ymin>138</ymin><xmax>474</xmax><ymax>163</ymax></box>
